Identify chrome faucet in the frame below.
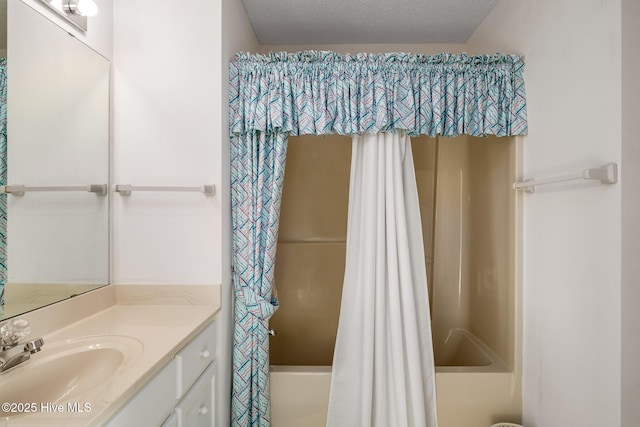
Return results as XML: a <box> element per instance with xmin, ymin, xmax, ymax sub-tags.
<box><xmin>0</xmin><ymin>318</ymin><xmax>44</xmax><ymax>373</ymax></box>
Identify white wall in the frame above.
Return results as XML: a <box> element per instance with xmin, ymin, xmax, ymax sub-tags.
<box><xmin>113</xmin><ymin>0</ymin><xmax>257</xmax><ymax>425</ymax></box>
<box><xmin>221</xmin><ymin>1</ymin><xmax>259</xmax><ymax>426</ymax></box>
<box><xmin>17</xmin><ymin>0</ymin><xmax>112</xmax><ymax>59</ymax></box>
<box><xmin>621</xmin><ymin>0</ymin><xmax>640</xmax><ymax>425</ymax></box>
<box><xmin>112</xmin><ymin>0</ymin><xmax>221</xmax><ymax>285</ymax></box>
<box><xmin>466</xmin><ymin>1</ymin><xmax>622</xmax><ymax>426</ymax></box>
<box><xmin>112</xmin><ymin>0</ymin><xmax>224</xmax><ymax>418</ymax></box>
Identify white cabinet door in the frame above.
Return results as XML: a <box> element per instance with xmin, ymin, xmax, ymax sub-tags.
<box><xmin>176</xmin><ymin>362</ymin><xmax>216</xmax><ymax>427</ymax></box>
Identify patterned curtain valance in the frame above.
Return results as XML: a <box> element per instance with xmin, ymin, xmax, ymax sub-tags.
<box><xmin>230</xmin><ymin>51</ymin><xmax>528</xmax><ymax>138</ymax></box>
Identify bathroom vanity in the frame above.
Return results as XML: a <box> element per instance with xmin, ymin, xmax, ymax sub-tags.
<box><xmin>108</xmin><ymin>320</ymin><xmax>217</xmax><ymax>426</ymax></box>
<box><xmin>0</xmin><ymin>284</ymin><xmax>220</xmax><ymax>426</ymax></box>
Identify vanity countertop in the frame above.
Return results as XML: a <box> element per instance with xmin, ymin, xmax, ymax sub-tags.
<box><xmin>0</xmin><ymin>284</ymin><xmax>221</xmax><ymax>426</ymax></box>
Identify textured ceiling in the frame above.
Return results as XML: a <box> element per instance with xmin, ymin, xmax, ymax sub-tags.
<box><xmin>242</xmin><ymin>0</ymin><xmax>499</xmax><ymax>45</ymax></box>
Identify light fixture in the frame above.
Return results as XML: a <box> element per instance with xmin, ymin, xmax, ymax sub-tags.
<box><xmin>67</xmin><ymin>0</ymin><xmax>99</xmax><ymax>17</ymax></box>
<box><xmin>37</xmin><ymin>0</ymin><xmax>99</xmax><ymax>32</ymax></box>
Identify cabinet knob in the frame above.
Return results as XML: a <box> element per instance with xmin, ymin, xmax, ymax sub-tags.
<box><xmin>200</xmin><ymin>349</ymin><xmax>211</xmax><ymax>359</ymax></box>
<box><xmin>198</xmin><ymin>406</ymin><xmax>209</xmax><ymax>415</ymax></box>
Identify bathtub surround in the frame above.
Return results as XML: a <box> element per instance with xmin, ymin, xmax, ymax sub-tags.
<box><xmin>326</xmin><ymin>131</ymin><xmax>437</xmax><ymax>426</ymax></box>
<box><xmin>270</xmin><ymin>134</ymin><xmax>520</xmax><ymax>427</ymax></box>
<box><xmin>230</xmin><ymin>50</ymin><xmax>528</xmax><ymax>426</ymax></box>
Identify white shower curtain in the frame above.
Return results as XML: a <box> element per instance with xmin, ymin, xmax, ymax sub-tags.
<box><xmin>326</xmin><ymin>131</ymin><xmax>438</xmax><ymax>427</ymax></box>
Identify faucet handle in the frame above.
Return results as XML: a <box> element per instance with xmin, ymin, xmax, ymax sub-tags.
<box><xmin>0</xmin><ymin>318</ymin><xmax>31</xmax><ymax>346</ymax></box>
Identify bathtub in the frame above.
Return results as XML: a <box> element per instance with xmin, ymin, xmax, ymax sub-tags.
<box><xmin>435</xmin><ymin>328</ymin><xmax>507</xmax><ymax>372</ymax></box>
<box><xmin>270</xmin><ymin>329</ymin><xmax>520</xmax><ymax>427</ymax></box>
<box><xmin>271</xmin><ymin>365</ymin><xmax>331</xmax><ymax>427</ymax></box>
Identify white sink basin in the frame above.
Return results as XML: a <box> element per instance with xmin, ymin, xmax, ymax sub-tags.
<box><xmin>0</xmin><ymin>335</ymin><xmax>143</xmax><ymax>418</ymax></box>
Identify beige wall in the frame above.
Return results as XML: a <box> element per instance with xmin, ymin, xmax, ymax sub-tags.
<box><xmin>271</xmin><ymin>134</ymin><xmax>439</xmax><ymax>366</ymax></box>
<box><xmin>412</xmin><ymin>136</ymin><xmax>438</xmax><ymax>299</ymax></box>
<box><xmin>467</xmin><ymin>136</ymin><xmax>517</xmax><ymax>369</ymax></box>
<box><xmin>430</xmin><ymin>136</ymin><xmax>472</xmax><ymax>349</ymax></box>
<box><xmin>430</xmin><ymin>136</ymin><xmax>516</xmax><ymax>369</ymax></box>
<box><xmin>277</xmin><ymin>136</ymin><xmax>351</xmax><ymax>243</ymax></box>
<box><xmin>271</xmin><ymin>133</ymin><xmax>515</xmax><ymax>373</ymax></box>
<box><xmin>271</xmin><ymin>135</ymin><xmax>351</xmax><ymax>365</ymax></box>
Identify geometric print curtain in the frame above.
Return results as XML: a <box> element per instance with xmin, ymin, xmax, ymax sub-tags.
<box><xmin>230</xmin><ymin>51</ymin><xmax>528</xmax><ymax>138</ymax></box>
<box><xmin>0</xmin><ymin>58</ymin><xmax>6</xmax><ymax>305</ymax></box>
<box><xmin>229</xmin><ymin>50</ymin><xmax>528</xmax><ymax>426</ymax></box>
<box><xmin>230</xmin><ymin>131</ymin><xmax>287</xmax><ymax>426</ymax></box>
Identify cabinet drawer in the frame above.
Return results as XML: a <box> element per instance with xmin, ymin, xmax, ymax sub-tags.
<box><xmin>175</xmin><ymin>362</ymin><xmax>215</xmax><ymax>427</ymax></box>
<box><xmin>107</xmin><ymin>359</ymin><xmax>177</xmax><ymax>427</ymax></box>
<box><xmin>175</xmin><ymin>320</ymin><xmax>216</xmax><ymax>398</ymax></box>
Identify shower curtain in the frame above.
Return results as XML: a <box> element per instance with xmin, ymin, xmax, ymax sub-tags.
<box><xmin>327</xmin><ymin>131</ymin><xmax>437</xmax><ymax>426</ymax></box>
<box><xmin>231</xmin><ymin>131</ymin><xmax>287</xmax><ymax>426</ymax></box>
<box><xmin>230</xmin><ymin>50</ymin><xmax>527</xmax><ymax>426</ymax></box>
<box><xmin>0</xmin><ymin>58</ymin><xmax>7</xmax><ymax>306</ymax></box>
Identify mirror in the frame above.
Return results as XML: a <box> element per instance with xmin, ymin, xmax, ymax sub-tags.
<box><xmin>0</xmin><ymin>0</ymin><xmax>109</xmax><ymax>321</ymax></box>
